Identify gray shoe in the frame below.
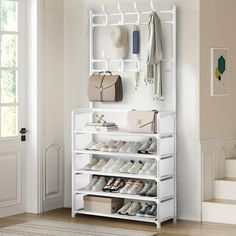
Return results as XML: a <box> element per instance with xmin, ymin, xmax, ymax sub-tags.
<box><xmin>146</xmin><ymin>182</ymin><xmax>157</xmax><ymax>197</ymax></box>
<box><xmin>138</xmin><ymin>181</ymin><xmax>152</xmax><ymax>196</ymax></box>
<box><xmin>84</xmin><ymin>176</ymin><xmax>99</xmax><ymax>191</ymax></box>
<box><xmin>136</xmin><ymin>203</ymin><xmax>151</xmax><ymax>217</ymax></box>
<box><xmin>145</xmin><ymin>204</ymin><xmax>157</xmax><ymax>218</ymax></box>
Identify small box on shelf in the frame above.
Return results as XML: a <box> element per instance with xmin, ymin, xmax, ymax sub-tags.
<box><xmin>84</xmin><ymin>196</ymin><xmax>124</xmax><ymax>214</ymax></box>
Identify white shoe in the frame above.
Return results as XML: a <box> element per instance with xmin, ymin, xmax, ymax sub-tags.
<box><xmin>92</xmin><ymin>141</ymin><xmax>105</xmax><ymax>151</ymax></box>
<box><xmin>83</xmin><ymin>159</ymin><xmax>98</xmax><ymax>170</ymax></box>
<box><xmin>127</xmin><ymin>180</ymin><xmax>144</xmax><ymax>195</ymax></box>
<box><xmin>84</xmin><ymin>176</ymin><xmax>99</xmax><ymax>191</ymax></box>
<box><xmin>109</xmin><ymin>141</ymin><xmax>125</xmax><ymax>152</ymax></box>
<box><xmin>119</xmin><ymin>160</ymin><xmax>135</xmax><ymax>173</ymax></box>
<box><xmin>145</xmin><ymin>140</ymin><xmax>157</xmax><ymax>154</ymax></box>
<box><xmin>92</xmin><ymin>177</ymin><xmax>107</xmax><ymax>191</ymax></box>
<box><xmin>146</xmin><ymin>162</ymin><xmax>157</xmax><ymax>175</ymax></box>
<box><xmin>127</xmin><ymin>142</ymin><xmax>142</xmax><ymax>153</ymax></box>
<box><xmin>119</xmin><ymin>180</ymin><xmax>134</xmax><ymax>194</ymax></box>
<box><xmin>127</xmin><ymin>161</ymin><xmax>143</xmax><ymax>174</ymax></box>
<box><xmin>119</xmin><ymin>142</ymin><xmax>133</xmax><ymax>153</ymax></box>
<box><xmin>126</xmin><ymin>202</ymin><xmax>142</xmax><ymax>216</ymax></box>
<box><xmin>91</xmin><ymin>159</ymin><xmax>107</xmax><ymax>171</ymax></box>
<box><xmin>139</xmin><ymin>161</ymin><xmax>153</xmax><ymax>175</ymax></box>
<box><xmin>85</xmin><ymin>142</ymin><xmax>97</xmax><ymax>150</ymax></box>
<box><xmin>117</xmin><ymin>202</ymin><xmax>132</xmax><ymax>215</ymax></box>
<box><xmin>137</xmin><ymin>140</ymin><xmax>151</xmax><ymax>153</ymax></box>
<box><xmin>107</xmin><ymin>159</ymin><xmax>126</xmax><ymax>172</ymax></box>
<box><xmin>100</xmin><ymin>140</ymin><xmax>115</xmax><ymax>152</ymax></box>
<box><xmin>101</xmin><ymin>158</ymin><xmax>116</xmax><ymax>172</ymax></box>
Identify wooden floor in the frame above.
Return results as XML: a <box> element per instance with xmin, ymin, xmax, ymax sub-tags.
<box><xmin>1</xmin><ymin>208</ymin><xmax>236</xmax><ymax>236</ymax></box>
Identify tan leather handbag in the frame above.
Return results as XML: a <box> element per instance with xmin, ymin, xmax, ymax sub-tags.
<box><xmin>127</xmin><ymin>110</ymin><xmax>158</xmax><ymax>133</ymax></box>
<box><xmin>88</xmin><ymin>71</ymin><xmax>123</xmax><ymax>102</ymax></box>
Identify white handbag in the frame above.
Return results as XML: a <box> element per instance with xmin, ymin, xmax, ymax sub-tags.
<box><xmin>127</xmin><ymin>110</ymin><xmax>158</xmax><ymax>133</ymax></box>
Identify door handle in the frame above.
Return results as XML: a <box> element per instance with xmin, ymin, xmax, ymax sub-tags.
<box><xmin>19</xmin><ymin>128</ymin><xmax>27</xmax><ymax>141</ymax></box>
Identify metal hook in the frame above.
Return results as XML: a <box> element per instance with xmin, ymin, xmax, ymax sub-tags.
<box><xmin>133</xmin><ymin>1</ymin><xmax>138</xmax><ymax>12</ymax></box>
<box><xmin>101</xmin><ymin>3</ymin><xmax>106</xmax><ymax>14</ymax></box>
<box><xmin>101</xmin><ymin>49</ymin><xmax>105</xmax><ymax>59</ymax></box>
<box><xmin>117</xmin><ymin>2</ymin><xmax>122</xmax><ymax>13</ymax></box>
<box><xmin>150</xmin><ymin>0</ymin><xmax>155</xmax><ymax>11</ymax></box>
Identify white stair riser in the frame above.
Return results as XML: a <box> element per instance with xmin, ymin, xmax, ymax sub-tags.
<box><xmin>225</xmin><ymin>160</ymin><xmax>236</xmax><ymax>178</ymax></box>
<box><xmin>202</xmin><ymin>201</ymin><xmax>236</xmax><ymax>224</ymax></box>
<box><xmin>214</xmin><ymin>180</ymin><xmax>236</xmax><ymax>200</ymax></box>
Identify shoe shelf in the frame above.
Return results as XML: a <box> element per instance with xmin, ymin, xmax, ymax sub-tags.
<box><xmin>74</xmin><ymin>209</ymin><xmax>158</xmax><ymax>224</ymax></box>
<box><xmin>74</xmin><ymin>189</ymin><xmax>161</xmax><ymax>202</ymax></box>
<box><xmin>74</xmin><ymin>169</ymin><xmax>159</xmax><ymax>180</ymax></box>
<box><xmin>74</xmin><ymin>149</ymin><xmax>159</xmax><ymax>159</ymax></box>
<box><xmin>74</xmin><ymin>129</ymin><xmax>175</xmax><ymax>139</ymax></box>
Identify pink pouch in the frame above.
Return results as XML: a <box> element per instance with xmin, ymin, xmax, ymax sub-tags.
<box><xmin>127</xmin><ymin>110</ymin><xmax>158</xmax><ymax>133</ymax></box>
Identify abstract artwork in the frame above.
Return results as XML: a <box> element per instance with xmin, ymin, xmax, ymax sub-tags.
<box><xmin>211</xmin><ymin>48</ymin><xmax>229</xmax><ymax>96</ymax></box>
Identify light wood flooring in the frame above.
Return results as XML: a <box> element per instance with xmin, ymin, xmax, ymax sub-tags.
<box><xmin>1</xmin><ymin>208</ymin><xmax>236</xmax><ymax>236</ymax></box>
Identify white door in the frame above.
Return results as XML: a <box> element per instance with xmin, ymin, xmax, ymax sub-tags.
<box><xmin>0</xmin><ymin>0</ymin><xmax>26</xmax><ymax>217</ymax></box>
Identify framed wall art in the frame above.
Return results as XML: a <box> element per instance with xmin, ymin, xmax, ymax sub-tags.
<box><xmin>211</xmin><ymin>48</ymin><xmax>229</xmax><ymax>96</ymax></box>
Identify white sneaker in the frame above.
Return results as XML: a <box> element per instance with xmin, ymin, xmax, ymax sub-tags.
<box><xmin>126</xmin><ymin>202</ymin><xmax>142</xmax><ymax>216</ymax></box>
<box><xmin>119</xmin><ymin>142</ymin><xmax>133</xmax><ymax>153</ymax></box>
<box><xmin>146</xmin><ymin>162</ymin><xmax>157</xmax><ymax>175</ymax></box>
<box><xmin>127</xmin><ymin>180</ymin><xmax>144</xmax><ymax>195</ymax></box>
<box><xmin>92</xmin><ymin>177</ymin><xmax>107</xmax><ymax>191</ymax></box>
<box><xmin>109</xmin><ymin>141</ymin><xmax>125</xmax><ymax>152</ymax></box>
<box><xmin>91</xmin><ymin>159</ymin><xmax>107</xmax><ymax>171</ymax></box>
<box><xmin>107</xmin><ymin>159</ymin><xmax>126</xmax><ymax>172</ymax></box>
<box><xmin>92</xmin><ymin>141</ymin><xmax>105</xmax><ymax>151</ymax></box>
<box><xmin>84</xmin><ymin>176</ymin><xmax>99</xmax><ymax>191</ymax></box>
<box><xmin>137</xmin><ymin>140</ymin><xmax>151</xmax><ymax>153</ymax></box>
<box><xmin>83</xmin><ymin>159</ymin><xmax>98</xmax><ymax>170</ymax></box>
<box><xmin>145</xmin><ymin>140</ymin><xmax>157</xmax><ymax>154</ymax></box>
<box><xmin>119</xmin><ymin>160</ymin><xmax>135</xmax><ymax>173</ymax></box>
<box><xmin>101</xmin><ymin>158</ymin><xmax>116</xmax><ymax>172</ymax></box>
<box><xmin>139</xmin><ymin>161</ymin><xmax>153</xmax><ymax>175</ymax></box>
<box><xmin>85</xmin><ymin>142</ymin><xmax>97</xmax><ymax>150</ymax></box>
<box><xmin>100</xmin><ymin>140</ymin><xmax>115</xmax><ymax>152</ymax></box>
<box><xmin>127</xmin><ymin>142</ymin><xmax>142</xmax><ymax>153</ymax></box>
<box><xmin>117</xmin><ymin>202</ymin><xmax>132</xmax><ymax>215</ymax></box>
<box><xmin>127</xmin><ymin>161</ymin><xmax>143</xmax><ymax>174</ymax></box>
<box><xmin>119</xmin><ymin>180</ymin><xmax>134</xmax><ymax>194</ymax></box>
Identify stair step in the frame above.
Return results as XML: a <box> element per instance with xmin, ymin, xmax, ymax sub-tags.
<box><xmin>214</xmin><ymin>178</ymin><xmax>236</xmax><ymax>200</ymax></box>
<box><xmin>225</xmin><ymin>158</ymin><xmax>236</xmax><ymax>178</ymax></box>
<box><xmin>202</xmin><ymin>198</ymin><xmax>236</xmax><ymax>224</ymax></box>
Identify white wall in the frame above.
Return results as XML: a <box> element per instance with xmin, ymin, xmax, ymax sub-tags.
<box><xmin>63</xmin><ymin>0</ymin><xmax>201</xmax><ymax>221</ymax></box>
<box><xmin>200</xmin><ymin>0</ymin><xmax>236</xmax><ymax>140</ymax></box>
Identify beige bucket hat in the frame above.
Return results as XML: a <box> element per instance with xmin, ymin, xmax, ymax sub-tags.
<box><xmin>110</xmin><ymin>26</ymin><xmax>129</xmax><ymax>59</ymax></box>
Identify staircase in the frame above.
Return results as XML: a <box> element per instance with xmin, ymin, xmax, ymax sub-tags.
<box><xmin>202</xmin><ymin>158</ymin><xmax>236</xmax><ymax>224</ymax></box>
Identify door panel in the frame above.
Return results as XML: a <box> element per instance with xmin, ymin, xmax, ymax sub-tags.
<box><xmin>0</xmin><ymin>0</ymin><xmax>26</xmax><ymax>217</ymax></box>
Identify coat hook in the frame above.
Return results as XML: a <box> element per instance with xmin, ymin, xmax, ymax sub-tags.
<box><xmin>101</xmin><ymin>3</ymin><xmax>106</xmax><ymax>13</ymax></box>
<box><xmin>133</xmin><ymin>2</ymin><xmax>138</xmax><ymax>12</ymax></box>
<box><xmin>150</xmin><ymin>1</ymin><xmax>155</xmax><ymax>11</ymax></box>
<box><xmin>117</xmin><ymin>2</ymin><xmax>124</xmax><ymax>25</ymax></box>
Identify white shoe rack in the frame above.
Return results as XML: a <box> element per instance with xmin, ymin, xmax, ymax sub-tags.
<box><xmin>72</xmin><ymin>109</ymin><xmax>176</xmax><ymax>228</ymax></box>
<box><xmin>72</xmin><ymin>2</ymin><xmax>177</xmax><ymax>229</ymax></box>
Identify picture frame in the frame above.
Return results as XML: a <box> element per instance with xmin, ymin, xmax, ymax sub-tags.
<box><xmin>211</xmin><ymin>48</ymin><xmax>229</xmax><ymax>96</ymax></box>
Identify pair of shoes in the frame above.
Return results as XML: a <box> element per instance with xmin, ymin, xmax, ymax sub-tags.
<box><xmin>102</xmin><ymin>159</ymin><xmax>126</xmax><ymax>172</ymax></box>
<box><xmin>120</xmin><ymin>160</ymin><xmax>143</xmax><ymax>174</ymax></box>
<box><xmin>84</xmin><ymin>176</ymin><xmax>107</xmax><ymax>192</ymax></box>
<box><xmin>139</xmin><ymin>181</ymin><xmax>157</xmax><ymax>197</ymax></box>
<box><xmin>138</xmin><ymin>140</ymin><xmax>157</xmax><ymax>154</ymax></box>
<box><xmin>136</xmin><ymin>203</ymin><xmax>157</xmax><ymax>218</ymax></box>
<box><xmin>117</xmin><ymin>202</ymin><xmax>142</xmax><ymax>216</ymax></box>
<box><xmin>85</xmin><ymin>140</ymin><xmax>126</xmax><ymax>152</ymax></box>
<box><xmin>139</xmin><ymin>160</ymin><xmax>157</xmax><ymax>175</ymax></box>
<box><xmin>83</xmin><ymin>159</ymin><xmax>107</xmax><ymax>171</ymax></box>
<box><xmin>103</xmin><ymin>177</ymin><xmax>125</xmax><ymax>192</ymax></box>
<box><xmin>120</xmin><ymin>180</ymin><xmax>144</xmax><ymax>195</ymax></box>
